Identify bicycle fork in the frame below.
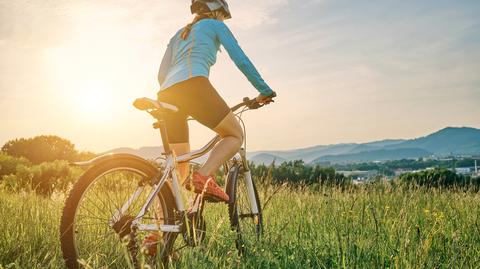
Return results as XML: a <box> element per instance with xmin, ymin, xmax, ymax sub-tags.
<box><xmin>239</xmin><ymin>148</ymin><xmax>260</xmax><ymax>216</ymax></box>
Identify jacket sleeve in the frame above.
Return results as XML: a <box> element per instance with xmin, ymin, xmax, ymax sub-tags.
<box><xmin>158</xmin><ymin>40</ymin><xmax>173</xmax><ymax>87</ymax></box>
<box><xmin>214</xmin><ymin>21</ymin><xmax>273</xmax><ymax>96</ymax></box>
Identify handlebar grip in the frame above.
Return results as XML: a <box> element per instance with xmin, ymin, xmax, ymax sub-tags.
<box><xmin>232</xmin><ymin>93</ymin><xmax>276</xmax><ymax>112</ymax></box>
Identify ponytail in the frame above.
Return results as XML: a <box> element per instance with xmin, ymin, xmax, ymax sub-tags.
<box><xmin>181</xmin><ymin>14</ymin><xmax>209</xmax><ymax>40</ymax></box>
<box><xmin>181</xmin><ymin>11</ymin><xmax>225</xmax><ymax>40</ymax></box>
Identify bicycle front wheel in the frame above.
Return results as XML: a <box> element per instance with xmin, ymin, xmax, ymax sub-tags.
<box><xmin>60</xmin><ymin>156</ymin><xmax>177</xmax><ymax>269</ymax></box>
<box><xmin>227</xmin><ymin>163</ymin><xmax>263</xmax><ymax>253</ymax></box>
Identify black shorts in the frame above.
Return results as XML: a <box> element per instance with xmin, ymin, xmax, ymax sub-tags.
<box><xmin>157</xmin><ymin>76</ymin><xmax>230</xmax><ymax>143</ymax></box>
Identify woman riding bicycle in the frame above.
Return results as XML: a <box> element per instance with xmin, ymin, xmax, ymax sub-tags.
<box><xmin>156</xmin><ymin>0</ymin><xmax>276</xmax><ymax>203</ymax></box>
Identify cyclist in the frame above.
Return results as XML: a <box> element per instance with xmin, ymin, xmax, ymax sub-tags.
<box><xmin>156</xmin><ymin>0</ymin><xmax>275</xmax><ymax>203</ymax></box>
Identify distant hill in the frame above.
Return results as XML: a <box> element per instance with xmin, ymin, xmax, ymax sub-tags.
<box><xmin>384</xmin><ymin>127</ymin><xmax>480</xmax><ymax>155</ymax></box>
<box><xmin>249</xmin><ymin>127</ymin><xmax>480</xmax><ymax>164</ymax></box>
<box><xmin>249</xmin><ymin>153</ymin><xmax>286</xmax><ymax>165</ymax></box>
<box><xmin>312</xmin><ymin>148</ymin><xmax>432</xmax><ymax>164</ymax></box>
<box><xmin>104</xmin><ymin>127</ymin><xmax>480</xmax><ymax>165</ymax></box>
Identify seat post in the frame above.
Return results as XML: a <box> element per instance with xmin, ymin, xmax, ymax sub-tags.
<box><xmin>157</xmin><ymin>119</ymin><xmax>172</xmax><ymax>155</ymax></box>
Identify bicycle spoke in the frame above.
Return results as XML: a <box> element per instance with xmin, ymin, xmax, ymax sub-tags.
<box><xmin>90</xmin><ymin>185</ymin><xmax>117</xmax><ymax>215</ymax></box>
<box><xmin>63</xmin><ymin>165</ymin><xmax>176</xmax><ymax>268</ymax></box>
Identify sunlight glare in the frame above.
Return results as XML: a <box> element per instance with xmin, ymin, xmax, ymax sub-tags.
<box><xmin>74</xmin><ymin>82</ymin><xmax>111</xmax><ymax>118</ymax></box>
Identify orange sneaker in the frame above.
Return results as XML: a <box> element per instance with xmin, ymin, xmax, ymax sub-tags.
<box><xmin>185</xmin><ymin>172</ymin><xmax>229</xmax><ymax>203</ymax></box>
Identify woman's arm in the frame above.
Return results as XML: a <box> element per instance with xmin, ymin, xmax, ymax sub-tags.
<box><xmin>158</xmin><ymin>41</ymin><xmax>173</xmax><ymax>87</ymax></box>
<box><xmin>214</xmin><ymin>21</ymin><xmax>274</xmax><ymax>96</ymax></box>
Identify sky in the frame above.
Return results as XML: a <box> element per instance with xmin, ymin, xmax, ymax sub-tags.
<box><xmin>1</xmin><ymin>0</ymin><xmax>479</xmax><ymax>153</ymax></box>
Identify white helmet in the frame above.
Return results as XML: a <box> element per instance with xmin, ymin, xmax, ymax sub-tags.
<box><xmin>190</xmin><ymin>0</ymin><xmax>232</xmax><ymax>19</ymax></box>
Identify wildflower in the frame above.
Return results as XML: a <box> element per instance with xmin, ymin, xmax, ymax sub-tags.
<box><xmin>437</xmin><ymin>212</ymin><xmax>444</xmax><ymax>220</ymax></box>
<box><xmin>432</xmin><ymin>211</ymin><xmax>444</xmax><ymax>221</ymax></box>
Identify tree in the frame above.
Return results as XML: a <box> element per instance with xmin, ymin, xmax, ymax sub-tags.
<box><xmin>249</xmin><ymin>160</ymin><xmax>350</xmax><ymax>187</ymax></box>
<box><xmin>398</xmin><ymin>168</ymin><xmax>477</xmax><ymax>188</ymax></box>
<box><xmin>2</xmin><ymin>135</ymin><xmax>78</xmax><ymax>164</ymax></box>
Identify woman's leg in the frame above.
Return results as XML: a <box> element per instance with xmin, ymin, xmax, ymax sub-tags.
<box><xmin>169</xmin><ymin>142</ymin><xmax>190</xmax><ymax>184</ymax></box>
<box><xmin>159</xmin><ymin>107</ymin><xmax>190</xmax><ymax>183</ymax></box>
<box><xmin>159</xmin><ymin>77</ymin><xmax>241</xmax><ymax>179</ymax></box>
<box><xmin>198</xmin><ymin>111</ymin><xmax>243</xmax><ymax>176</ymax></box>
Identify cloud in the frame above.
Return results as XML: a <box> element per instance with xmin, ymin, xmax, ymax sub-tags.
<box><xmin>1</xmin><ymin>0</ymin><xmax>479</xmax><ymax>151</ymax></box>
<box><xmin>0</xmin><ymin>0</ymin><xmax>291</xmax><ymax>50</ymax></box>
<box><xmin>0</xmin><ymin>1</ymin><xmax>72</xmax><ymax>48</ymax></box>
<box><xmin>226</xmin><ymin>0</ymin><xmax>289</xmax><ymax>29</ymax></box>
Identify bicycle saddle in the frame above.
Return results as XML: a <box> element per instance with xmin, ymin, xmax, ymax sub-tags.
<box><xmin>133</xmin><ymin>97</ymin><xmax>179</xmax><ymax>112</ymax></box>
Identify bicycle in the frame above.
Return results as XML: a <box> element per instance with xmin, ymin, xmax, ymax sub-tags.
<box><xmin>59</xmin><ymin>94</ymin><xmax>274</xmax><ymax>268</ymax></box>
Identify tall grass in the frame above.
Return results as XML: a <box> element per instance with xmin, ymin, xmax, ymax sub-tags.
<box><xmin>0</xmin><ymin>191</ymin><xmax>65</xmax><ymax>268</ymax></box>
<box><xmin>1</xmin><ymin>182</ymin><xmax>479</xmax><ymax>268</ymax></box>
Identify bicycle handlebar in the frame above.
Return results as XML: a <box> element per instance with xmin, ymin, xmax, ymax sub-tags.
<box><xmin>231</xmin><ymin>91</ymin><xmax>277</xmax><ymax>112</ymax></box>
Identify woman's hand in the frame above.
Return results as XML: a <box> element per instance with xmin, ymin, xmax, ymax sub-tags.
<box><xmin>256</xmin><ymin>92</ymin><xmax>276</xmax><ymax>104</ymax></box>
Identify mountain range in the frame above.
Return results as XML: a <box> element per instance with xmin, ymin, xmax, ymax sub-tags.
<box><xmin>103</xmin><ymin>127</ymin><xmax>480</xmax><ymax>165</ymax></box>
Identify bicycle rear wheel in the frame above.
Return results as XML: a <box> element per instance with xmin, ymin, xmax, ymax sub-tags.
<box><xmin>60</xmin><ymin>156</ymin><xmax>177</xmax><ymax>269</ymax></box>
<box><xmin>227</xmin><ymin>163</ymin><xmax>263</xmax><ymax>253</ymax></box>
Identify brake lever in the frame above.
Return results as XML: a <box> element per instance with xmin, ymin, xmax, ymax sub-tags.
<box><xmin>248</xmin><ymin>99</ymin><xmax>263</xmax><ymax>109</ymax></box>
<box><xmin>264</xmin><ymin>99</ymin><xmax>275</xmax><ymax>105</ymax></box>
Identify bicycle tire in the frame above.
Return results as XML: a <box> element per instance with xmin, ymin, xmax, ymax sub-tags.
<box><xmin>227</xmin><ymin>163</ymin><xmax>263</xmax><ymax>253</ymax></box>
<box><xmin>60</xmin><ymin>156</ymin><xmax>177</xmax><ymax>269</ymax></box>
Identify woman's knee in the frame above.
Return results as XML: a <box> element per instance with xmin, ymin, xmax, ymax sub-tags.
<box><xmin>213</xmin><ymin>112</ymin><xmax>244</xmax><ymax>143</ymax></box>
<box><xmin>230</xmin><ymin>133</ymin><xmax>243</xmax><ymax>150</ymax></box>
<box><xmin>228</xmin><ymin>124</ymin><xmax>244</xmax><ymax>145</ymax></box>
<box><xmin>221</xmin><ymin>127</ymin><xmax>244</xmax><ymax>149</ymax></box>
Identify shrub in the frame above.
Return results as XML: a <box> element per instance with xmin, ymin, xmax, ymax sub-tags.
<box><xmin>34</xmin><ymin>161</ymin><xmax>84</xmax><ymax>196</ymax></box>
<box><xmin>1</xmin><ymin>160</ymin><xmax>83</xmax><ymax>196</ymax></box>
<box><xmin>250</xmin><ymin>160</ymin><xmax>351</xmax><ymax>187</ymax></box>
<box><xmin>0</xmin><ymin>153</ymin><xmax>31</xmax><ymax>177</ymax></box>
<box><xmin>398</xmin><ymin>168</ymin><xmax>478</xmax><ymax>189</ymax></box>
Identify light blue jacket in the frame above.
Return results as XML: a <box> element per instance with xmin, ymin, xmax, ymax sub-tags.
<box><xmin>157</xmin><ymin>19</ymin><xmax>273</xmax><ymax>96</ymax></box>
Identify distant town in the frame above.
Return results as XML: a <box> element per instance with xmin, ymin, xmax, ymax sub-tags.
<box><xmin>332</xmin><ymin>156</ymin><xmax>480</xmax><ymax>182</ymax></box>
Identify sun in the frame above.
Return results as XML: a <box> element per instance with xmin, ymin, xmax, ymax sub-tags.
<box><xmin>74</xmin><ymin>82</ymin><xmax>111</xmax><ymax>118</ymax></box>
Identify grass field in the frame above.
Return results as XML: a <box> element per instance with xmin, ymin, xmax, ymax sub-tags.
<box><xmin>1</xmin><ymin>183</ymin><xmax>479</xmax><ymax>268</ymax></box>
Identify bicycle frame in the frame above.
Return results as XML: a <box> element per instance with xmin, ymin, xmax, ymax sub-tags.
<box><xmin>60</xmin><ymin>95</ymin><xmax>273</xmax><ymax>269</ymax></box>
<box><xmin>108</xmin><ymin>115</ymin><xmax>260</xmax><ymax>234</ymax></box>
